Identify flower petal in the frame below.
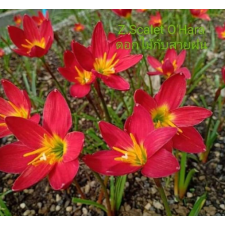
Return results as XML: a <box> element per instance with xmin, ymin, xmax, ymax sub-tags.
<box><xmin>99</xmin><ymin>121</ymin><xmax>132</xmax><ymax>149</ymax></box>
<box><xmin>144</xmin><ymin>127</ymin><xmax>177</xmax><ymax>158</ymax></box>
<box><xmin>176</xmin><ymin>50</ymin><xmax>186</xmax><ymax>68</ymax></box>
<box><xmin>70</xmin><ymin>84</ymin><xmax>91</xmax><ymax>98</ymax></box>
<box><xmin>43</xmin><ymin>90</ymin><xmax>72</xmax><ymax>138</ymax></box>
<box><xmin>58</xmin><ymin>67</ymin><xmax>76</xmax><ymax>82</ymax></box>
<box><xmin>162</xmin><ymin>59</ymin><xmax>174</xmax><ymax>75</ymax></box>
<box><xmin>126</xmin><ymin>105</ymin><xmax>154</xmax><ymax>143</ymax></box>
<box><xmin>164</xmin><ymin>48</ymin><xmax>177</xmax><ymax>62</ymax></box>
<box><xmin>12</xmin><ymin>163</ymin><xmax>52</xmax><ymax>191</ymax></box>
<box><xmin>49</xmin><ymin>160</ymin><xmax>79</xmax><ymax>190</ymax></box>
<box><xmin>147</xmin><ymin>56</ymin><xmax>162</xmax><ymax>70</ymax></box>
<box><xmin>102</xmin><ymin>75</ymin><xmax>130</xmax><ymax>91</ymax></box>
<box><xmin>176</xmin><ymin>67</ymin><xmax>191</xmax><ymax>79</ymax></box>
<box><xmin>72</xmin><ymin>41</ymin><xmax>94</xmax><ymax>71</ymax></box>
<box><xmin>172</xmin><ymin>106</ymin><xmax>212</xmax><ymax>127</ymax></box>
<box><xmin>134</xmin><ymin>89</ymin><xmax>157</xmax><ymax>112</ymax></box>
<box><xmin>83</xmin><ymin>150</ymin><xmax>140</xmax><ymax>176</ymax></box>
<box><xmin>172</xmin><ymin>127</ymin><xmax>206</xmax><ymax>153</ymax></box>
<box><xmin>0</xmin><ymin>142</ymin><xmax>33</xmax><ymax>174</ymax></box>
<box><xmin>141</xmin><ymin>149</ymin><xmax>180</xmax><ymax>178</ymax></box>
<box><xmin>1</xmin><ymin>79</ymin><xmax>30</xmax><ymax>111</ymax></box>
<box><xmin>63</xmin><ymin>131</ymin><xmax>84</xmax><ymax>162</ymax></box>
<box><xmin>8</xmin><ymin>26</ymin><xmax>27</xmax><ymax>50</ymax></box>
<box><xmin>23</xmin><ymin>15</ymin><xmax>40</xmax><ymax>42</ymax></box>
<box><xmin>29</xmin><ymin>113</ymin><xmax>40</xmax><ymax>123</ymax></box>
<box><xmin>115</xmin><ymin>55</ymin><xmax>143</xmax><ymax>72</ymax></box>
<box><xmin>0</xmin><ymin>124</ymin><xmax>11</xmax><ymax>138</ymax></box>
<box><xmin>0</xmin><ymin>97</ymin><xmax>14</xmax><ymax>116</ymax></box>
<box><xmin>91</xmin><ymin>22</ymin><xmax>108</xmax><ymax>58</ymax></box>
<box><xmin>5</xmin><ymin>117</ymin><xmax>50</xmax><ymax>149</ymax></box>
<box><xmin>155</xmin><ymin>74</ymin><xmax>186</xmax><ymax>110</ymax></box>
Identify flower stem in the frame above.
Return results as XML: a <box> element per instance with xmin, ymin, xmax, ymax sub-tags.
<box><xmin>97</xmin><ymin>176</ymin><xmax>109</xmax><ymax>204</ymax></box>
<box><xmin>94</xmin><ymin>80</ymin><xmax>111</xmax><ymax>123</ymax></box>
<box><xmin>86</xmin><ymin>93</ymin><xmax>102</xmax><ymax>120</ymax></box>
<box><xmin>154</xmin><ymin>178</ymin><xmax>172</xmax><ymax>216</ymax></box>
<box><xmin>73</xmin><ymin>178</ymin><xmax>86</xmax><ymax>199</ymax></box>
<box><xmin>93</xmin><ymin>172</ymin><xmax>113</xmax><ymax>216</ymax></box>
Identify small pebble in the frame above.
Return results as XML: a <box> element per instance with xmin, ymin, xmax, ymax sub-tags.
<box><xmin>124</xmin><ymin>203</ymin><xmax>131</xmax><ymax>211</ymax></box>
<box><xmin>82</xmin><ymin>207</ymin><xmax>88</xmax><ymax>215</ymax></box>
<box><xmin>66</xmin><ymin>206</ymin><xmax>73</xmax><ymax>212</ymax></box>
<box><xmin>141</xmin><ymin>176</ymin><xmax>147</xmax><ymax>181</ymax></box>
<box><xmin>23</xmin><ymin>210</ymin><xmax>30</xmax><ymax>216</ymax></box>
<box><xmin>37</xmin><ymin>202</ymin><xmax>42</xmax><ymax>209</ymax></box>
<box><xmin>187</xmin><ymin>192</ymin><xmax>193</xmax><ymax>198</ymax></box>
<box><xmin>219</xmin><ymin>204</ymin><xmax>225</xmax><ymax>210</ymax></box>
<box><xmin>20</xmin><ymin>203</ymin><xmax>26</xmax><ymax>209</ymax></box>
<box><xmin>50</xmin><ymin>205</ymin><xmax>56</xmax><ymax>212</ymax></box>
<box><xmin>30</xmin><ymin>210</ymin><xmax>35</xmax><ymax>215</ymax></box>
<box><xmin>150</xmin><ymin>187</ymin><xmax>157</xmax><ymax>194</ymax></box>
<box><xmin>84</xmin><ymin>183</ymin><xmax>91</xmax><ymax>194</ymax></box>
<box><xmin>28</xmin><ymin>189</ymin><xmax>34</xmax><ymax>194</ymax></box>
<box><xmin>144</xmin><ymin>203</ymin><xmax>151</xmax><ymax>210</ymax></box>
<box><xmin>153</xmin><ymin>200</ymin><xmax>164</xmax><ymax>210</ymax></box>
<box><xmin>56</xmin><ymin>194</ymin><xmax>61</xmax><ymax>202</ymax></box>
<box><xmin>128</xmin><ymin>174</ymin><xmax>133</xmax><ymax>179</ymax></box>
<box><xmin>90</xmin><ymin>181</ymin><xmax>96</xmax><ymax>187</ymax></box>
<box><xmin>56</xmin><ymin>205</ymin><xmax>61</xmax><ymax>211</ymax></box>
<box><xmin>199</xmin><ymin>176</ymin><xmax>205</xmax><ymax>181</ymax></box>
<box><xmin>214</xmin><ymin>143</ymin><xmax>220</xmax><ymax>148</ymax></box>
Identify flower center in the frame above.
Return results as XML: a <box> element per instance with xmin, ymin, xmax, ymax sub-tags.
<box><xmin>24</xmin><ymin>134</ymin><xmax>67</xmax><ymax>166</ymax></box>
<box><xmin>151</xmin><ymin>105</ymin><xmax>181</xmax><ymax>132</ymax></box>
<box><xmin>21</xmin><ymin>37</ymin><xmax>46</xmax><ymax>53</ymax></box>
<box><xmin>93</xmin><ymin>52</ymin><xmax>119</xmax><ymax>76</ymax></box>
<box><xmin>74</xmin><ymin>66</ymin><xmax>92</xmax><ymax>85</ymax></box>
<box><xmin>113</xmin><ymin>133</ymin><xmax>147</xmax><ymax>166</ymax></box>
<box><xmin>0</xmin><ymin>101</ymin><xmax>29</xmax><ymax>119</ymax></box>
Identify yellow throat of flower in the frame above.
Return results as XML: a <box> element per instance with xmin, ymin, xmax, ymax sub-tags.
<box><xmin>74</xmin><ymin>66</ymin><xmax>92</xmax><ymax>85</ymax></box>
<box><xmin>22</xmin><ymin>38</ymin><xmax>46</xmax><ymax>53</ymax></box>
<box><xmin>151</xmin><ymin>104</ymin><xmax>182</xmax><ymax>132</ymax></box>
<box><xmin>113</xmin><ymin>133</ymin><xmax>147</xmax><ymax>166</ymax></box>
<box><xmin>24</xmin><ymin>134</ymin><xmax>67</xmax><ymax>166</ymax></box>
<box><xmin>94</xmin><ymin>52</ymin><xmax>119</xmax><ymax>76</ymax></box>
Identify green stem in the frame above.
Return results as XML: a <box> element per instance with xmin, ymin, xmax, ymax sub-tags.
<box><xmin>94</xmin><ymin>80</ymin><xmax>111</xmax><ymax>123</ymax></box>
<box><xmin>86</xmin><ymin>93</ymin><xmax>101</xmax><ymax>120</ymax></box>
<box><xmin>154</xmin><ymin>178</ymin><xmax>172</xmax><ymax>216</ymax></box>
<box><xmin>93</xmin><ymin>172</ymin><xmax>113</xmax><ymax>216</ymax></box>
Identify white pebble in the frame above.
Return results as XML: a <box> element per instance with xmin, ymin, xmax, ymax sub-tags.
<box><xmin>82</xmin><ymin>207</ymin><xmax>88</xmax><ymax>215</ymax></box>
<box><xmin>66</xmin><ymin>206</ymin><xmax>73</xmax><ymax>212</ymax></box>
<box><xmin>56</xmin><ymin>205</ymin><xmax>61</xmax><ymax>211</ymax></box>
<box><xmin>144</xmin><ymin>203</ymin><xmax>151</xmax><ymax>210</ymax></box>
<box><xmin>23</xmin><ymin>210</ymin><xmax>30</xmax><ymax>216</ymax></box>
<box><xmin>153</xmin><ymin>200</ymin><xmax>164</xmax><ymax>210</ymax></box>
<box><xmin>20</xmin><ymin>203</ymin><xmax>26</xmax><ymax>209</ymax></box>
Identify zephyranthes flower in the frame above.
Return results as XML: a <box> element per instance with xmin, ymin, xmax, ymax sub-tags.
<box><xmin>215</xmin><ymin>23</ymin><xmax>225</xmax><ymax>40</ymax></box>
<box><xmin>111</xmin><ymin>9</ymin><xmax>132</xmax><ymax>18</ymax></box>
<box><xmin>147</xmin><ymin>48</ymin><xmax>191</xmax><ymax>79</ymax></box>
<box><xmin>74</xmin><ymin>23</ymin><xmax>85</xmax><ymax>32</ymax></box>
<box><xmin>149</xmin><ymin>11</ymin><xmax>162</xmax><ymax>27</ymax></box>
<box><xmin>32</xmin><ymin>11</ymin><xmax>49</xmax><ymax>26</ymax></box>
<box><xmin>58</xmin><ymin>48</ymin><xmax>96</xmax><ymax>98</ymax></box>
<box><xmin>0</xmin><ymin>79</ymin><xmax>39</xmax><ymax>138</ymax></box>
<box><xmin>0</xmin><ymin>90</ymin><xmax>84</xmax><ymax>191</ymax></box>
<box><xmin>190</xmin><ymin>9</ymin><xmax>211</xmax><ymax>21</ymax></box>
<box><xmin>83</xmin><ymin>105</ymin><xmax>179</xmax><ymax>177</ymax></box>
<box><xmin>13</xmin><ymin>14</ymin><xmax>23</xmax><ymax>27</ymax></box>
<box><xmin>8</xmin><ymin>14</ymin><xmax>53</xmax><ymax>57</ymax></box>
<box><xmin>134</xmin><ymin>74</ymin><xmax>212</xmax><ymax>153</ymax></box>
<box><xmin>72</xmin><ymin>22</ymin><xmax>142</xmax><ymax>91</ymax></box>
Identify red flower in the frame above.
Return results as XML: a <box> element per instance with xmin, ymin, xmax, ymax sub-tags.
<box><xmin>72</xmin><ymin>22</ymin><xmax>142</xmax><ymax>91</ymax></box>
<box><xmin>0</xmin><ymin>79</ymin><xmax>40</xmax><ymax>138</ymax></box>
<box><xmin>83</xmin><ymin>105</ymin><xmax>179</xmax><ymax>177</ymax></box>
<box><xmin>222</xmin><ymin>67</ymin><xmax>225</xmax><ymax>83</ymax></box>
<box><xmin>147</xmin><ymin>48</ymin><xmax>191</xmax><ymax>79</ymax></box>
<box><xmin>74</xmin><ymin>23</ymin><xmax>85</xmax><ymax>32</ymax></box>
<box><xmin>32</xmin><ymin>11</ymin><xmax>49</xmax><ymax>27</ymax></box>
<box><xmin>149</xmin><ymin>11</ymin><xmax>162</xmax><ymax>27</ymax></box>
<box><xmin>0</xmin><ymin>48</ymin><xmax>4</xmax><ymax>57</ymax></box>
<box><xmin>0</xmin><ymin>90</ymin><xmax>84</xmax><ymax>191</ymax></box>
<box><xmin>111</xmin><ymin>9</ymin><xmax>132</xmax><ymax>18</ymax></box>
<box><xmin>13</xmin><ymin>14</ymin><xmax>23</xmax><ymax>27</ymax></box>
<box><xmin>134</xmin><ymin>74</ymin><xmax>212</xmax><ymax>153</ymax></box>
<box><xmin>58</xmin><ymin>49</ymin><xmax>96</xmax><ymax>98</ymax></box>
<box><xmin>190</xmin><ymin>9</ymin><xmax>211</xmax><ymax>21</ymax></box>
<box><xmin>136</xmin><ymin>9</ymin><xmax>147</xmax><ymax>13</ymax></box>
<box><xmin>8</xmin><ymin>15</ymin><xmax>53</xmax><ymax>58</ymax></box>
<box><xmin>215</xmin><ymin>23</ymin><xmax>225</xmax><ymax>40</ymax></box>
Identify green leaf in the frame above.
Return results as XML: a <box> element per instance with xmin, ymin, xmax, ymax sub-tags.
<box><xmin>115</xmin><ymin>175</ymin><xmax>127</xmax><ymax>211</ymax></box>
<box><xmin>0</xmin><ymin>197</ymin><xmax>11</xmax><ymax>216</ymax></box>
<box><xmin>189</xmin><ymin>193</ymin><xmax>207</xmax><ymax>216</ymax></box>
<box><xmin>72</xmin><ymin>198</ymin><xmax>107</xmax><ymax>213</ymax></box>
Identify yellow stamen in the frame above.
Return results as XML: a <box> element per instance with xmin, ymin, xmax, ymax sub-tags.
<box><xmin>24</xmin><ymin>134</ymin><xmax>67</xmax><ymax>166</ymax></box>
<box><xmin>151</xmin><ymin>104</ymin><xmax>182</xmax><ymax>133</ymax></box>
<box><xmin>93</xmin><ymin>52</ymin><xmax>119</xmax><ymax>76</ymax></box>
<box><xmin>21</xmin><ymin>38</ymin><xmax>46</xmax><ymax>53</ymax></box>
<box><xmin>74</xmin><ymin>66</ymin><xmax>92</xmax><ymax>85</ymax></box>
<box><xmin>8</xmin><ymin>101</ymin><xmax>29</xmax><ymax>118</ymax></box>
<box><xmin>113</xmin><ymin>133</ymin><xmax>147</xmax><ymax>166</ymax></box>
